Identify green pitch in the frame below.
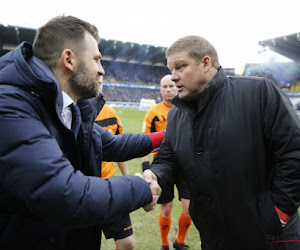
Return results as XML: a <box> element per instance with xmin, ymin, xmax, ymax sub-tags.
<box><xmin>114</xmin><ymin>107</ymin><xmax>146</xmax><ymax>133</ymax></box>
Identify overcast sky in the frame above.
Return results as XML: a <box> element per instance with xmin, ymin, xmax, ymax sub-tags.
<box><xmin>1</xmin><ymin>0</ymin><xmax>300</xmax><ymax>74</ymax></box>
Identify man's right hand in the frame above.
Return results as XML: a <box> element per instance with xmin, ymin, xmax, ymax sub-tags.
<box><xmin>142</xmin><ymin>169</ymin><xmax>161</xmax><ymax>212</ymax></box>
<box><xmin>135</xmin><ymin>170</ymin><xmax>161</xmax><ymax>212</ymax></box>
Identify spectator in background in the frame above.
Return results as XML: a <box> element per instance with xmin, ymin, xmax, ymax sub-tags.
<box><xmin>144</xmin><ymin>35</ymin><xmax>300</xmax><ymax>250</ymax></box>
<box><xmin>141</xmin><ymin>75</ymin><xmax>192</xmax><ymax>250</ymax></box>
<box><xmin>102</xmin><ymin>60</ymin><xmax>170</xmax><ymax>85</ymax></box>
<box><xmin>0</xmin><ymin>15</ymin><xmax>163</xmax><ymax>250</ymax></box>
<box><xmin>95</xmin><ymin>76</ymin><xmax>135</xmax><ymax>250</ymax></box>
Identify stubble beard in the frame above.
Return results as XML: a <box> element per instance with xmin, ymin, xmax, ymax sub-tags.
<box><xmin>69</xmin><ymin>62</ymin><xmax>100</xmax><ymax>101</ymax></box>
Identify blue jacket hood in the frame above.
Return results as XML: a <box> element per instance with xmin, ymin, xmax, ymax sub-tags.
<box><xmin>0</xmin><ymin>42</ymin><xmax>63</xmax><ymax>109</ymax></box>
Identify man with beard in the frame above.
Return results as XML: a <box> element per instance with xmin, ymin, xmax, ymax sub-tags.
<box><xmin>0</xmin><ymin>15</ymin><xmax>163</xmax><ymax>250</ymax></box>
<box><xmin>141</xmin><ymin>75</ymin><xmax>192</xmax><ymax>250</ymax></box>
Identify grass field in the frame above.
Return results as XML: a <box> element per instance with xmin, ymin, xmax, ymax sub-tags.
<box><xmin>101</xmin><ymin>107</ymin><xmax>202</xmax><ymax>250</ymax></box>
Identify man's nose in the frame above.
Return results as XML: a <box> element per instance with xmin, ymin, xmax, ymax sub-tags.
<box><xmin>99</xmin><ymin>63</ymin><xmax>105</xmax><ymax>76</ymax></box>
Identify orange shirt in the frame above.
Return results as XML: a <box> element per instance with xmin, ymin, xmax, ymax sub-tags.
<box><xmin>95</xmin><ymin>104</ymin><xmax>123</xmax><ymax>178</ymax></box>
<box><xmin>142</xmin><ymin>102</ymin><xmax>171</xmax><ymax>156</ymax></box>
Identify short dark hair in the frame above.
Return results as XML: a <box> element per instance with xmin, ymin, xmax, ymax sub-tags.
<box><xmin>32</xmin><ymin>15</ymin><xmax>100</xmax><ymax>69</ymax></box>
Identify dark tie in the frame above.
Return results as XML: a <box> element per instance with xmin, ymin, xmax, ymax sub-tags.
<box><xmin>70</xmin><ymin>103</ymin><xmax>81</xmax><ymax>137</ymax></box>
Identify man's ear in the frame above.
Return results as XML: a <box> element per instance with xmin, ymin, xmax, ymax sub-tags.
<box><xmin>61</xmin><ymin>49</ymin><xmax>77</xmax><ymax>72</ymax></box>
<box><xmin>203</xmin><ymin>56</ymin><xmax>212</xmax><ymax>72</ymax></box>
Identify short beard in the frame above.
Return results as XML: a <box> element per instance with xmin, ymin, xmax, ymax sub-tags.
<box><xmin>69</xmin><ymin>62</ymin><xmax>99</xmax><ymax>101</ymax></box>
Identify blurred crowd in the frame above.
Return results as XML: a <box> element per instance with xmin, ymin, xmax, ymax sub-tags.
<box><xmin>102</xmin><ymin>85</ymin><xmax>161</xmax><ymax>103</ymax></box>
<box><xmin>101</xmin><ymin>60</ymin><xmax>169</xmax><ymax>102</ymax></box>
<box><xmin>102</xmin><ymin>61</ymin><xmax>300</xmax><ymax>103</ymax></box>
<box><xmin>102</xmin><ymin>60</ymin><xmax>170</xmax><ymax>85</ymax></box>
<box><xmin>243</xmin><ymin>62</ymin><xmax>300</xmax><ymax>91</ymax></box>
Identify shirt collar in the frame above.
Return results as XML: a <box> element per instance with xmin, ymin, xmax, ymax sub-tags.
<box><xmin>62</xmin><ymin>91</ymin><xmax>74</xmax><ymax>109</ymax></box>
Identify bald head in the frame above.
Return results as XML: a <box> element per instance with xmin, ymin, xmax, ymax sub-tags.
<box><xmin>160</xmin><ymin>74</ymin><xmax>177</xmax><ymax>106</ymax></box>
<box><xmin>160</xmin><ymin>75</ymin><xmax>173</xmax><ymax>86</ymax></box>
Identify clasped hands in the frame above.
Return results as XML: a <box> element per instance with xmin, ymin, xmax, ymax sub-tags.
<box><xmin>135</xmin><ymin>169</ymin><xmax>161</xmax><ymax>212</ymax></box>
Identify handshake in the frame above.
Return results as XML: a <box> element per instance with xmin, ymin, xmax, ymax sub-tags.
<box><xmin>135</xmin><ymin>169</ymin><xmax>161</xmax><ymax>212</ymax></box>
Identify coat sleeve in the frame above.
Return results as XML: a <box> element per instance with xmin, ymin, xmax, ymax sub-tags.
<box><xmin>95</xmin><ymin>124</ymin><xmax>153</xmax><ymax>162</ymax></box>
<box><xmin>147</xmin><ymin>109</ymin><xmax>177</xmax><ymax>191</ymax></box>
<box><xmin>0</xmin><ymin>91</ymin><xmax>152</xmax><ymax>228</ymax></box>
<box><xmin>261</xmin><ymin>79</ymin><xmax>300</xmax><ymax>215</ymax></box>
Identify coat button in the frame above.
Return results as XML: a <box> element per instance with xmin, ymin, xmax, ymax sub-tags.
<box><xmin>196</xmin><ymin>148</ymin><xmax>203</xmax><ymax>155</ymax></box>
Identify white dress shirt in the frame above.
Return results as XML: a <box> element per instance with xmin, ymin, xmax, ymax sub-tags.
<box><xmin>61</xmin><ymin>91</ymin><xmax>74</xmax><ymax>129</ymax></box>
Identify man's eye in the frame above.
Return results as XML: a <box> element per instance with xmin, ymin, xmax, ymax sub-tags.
<box><xmin>176</xmin><ymin>64</ymin><xmax>184</xmax><ymax>70</ymax></box>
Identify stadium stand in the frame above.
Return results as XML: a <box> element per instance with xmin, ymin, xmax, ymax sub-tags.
<box><xmin>1</xmin><ymin>24</ymin><xmax>300</xmax><ymax>105</ymax></box>
<box><xmin>0</xmin><ymin>24</ymin><xmax>167</xmax><ymax>67</ymax></box>
<box><xmin>254</xmin><ymin>32</ymin><xmax>300</xmax><ymax>117</ymax></box>
<box><xmin>259</xmin><ymin>33</ymin><xmax>300</xmax><ymax>62</ymax></box>
<box><xmin>243</xmin><ymin>62</ymin><xmax>300</xmax><ymax>89</ymax></box>
<box><xmin>244</xmin><ymin>32</ymin><xmax>300</xmax><ymax>91</ymax></box>
<box><xmin>102</xmin><ymin>60</ymin><xmax>170</xmax><ymax>85</ymax></box>
<box><xmin>102</xmin><ymin>83</ymin><xmax>161</xmax><ymax>103</ymax></box>
<box><xmin>0</xmin><ymin>23</ymin><xmax>167</xmax><ymax>102</ymax></box>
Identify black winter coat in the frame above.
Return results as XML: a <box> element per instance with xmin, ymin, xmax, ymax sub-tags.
<box><xmin>0</xmin><ymin>42</ymin><xmax>153</xmax><ymax>250</ymax></box>
<box><xmin>150</xmin><ymin>68</ymin><xmax>300</xmax><ymax>250</ymax></box>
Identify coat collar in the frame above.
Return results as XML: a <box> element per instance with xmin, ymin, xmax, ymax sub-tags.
<box><xmin>77</xmin><ymin>93</ymin><xmax>106</xmax><ymax>123</ymax></box>
<box><xmin>173</xmin><ymin>67</ymin><xmax>228</xmax><ymax>115</ymax></box>
<box><xmin>205</xmin><ymin>67</ymin><xmax>227</xmax><ymax>97</ymax></box>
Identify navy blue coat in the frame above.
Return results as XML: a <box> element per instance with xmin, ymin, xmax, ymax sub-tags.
<box><xmin>150</xmin><ymin>68</ymin><xmax>300</xmax><ymax>250</ymax></box>
<box><xmin>0</xmin><ymin>42</ymin><xmax>153</xmax><ymax>250</ymax></box>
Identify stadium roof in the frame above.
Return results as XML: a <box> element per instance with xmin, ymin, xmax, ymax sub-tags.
<box><xmin>0</xmin><ymin>24</ymin><xmax>167</xmax><ymax>67</ymax></box>
<box><xmin>259</xmin><ymin>32</ymin><xmax>300</xmax><ymax>62</ymax></box>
